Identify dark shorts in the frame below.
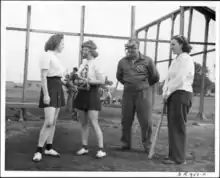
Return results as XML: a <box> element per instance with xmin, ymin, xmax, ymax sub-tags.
<box><xmin>74</xmin><ymin>85</ymin><xmax>101</xmax><ymax>111</ymax></box>
<box><xmin>39</xmin><ymin>76</ymin><xmax>65</xmax><ymax>108</ymax></box>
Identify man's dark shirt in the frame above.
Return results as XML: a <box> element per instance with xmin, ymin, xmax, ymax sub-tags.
<box><xmin>116</xmin><ymin>53</ymin><xmax>160</xmax><ymax>90</ymax></box>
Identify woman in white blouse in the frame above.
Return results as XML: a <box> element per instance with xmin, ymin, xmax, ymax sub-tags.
<box><xmin>33</xmin><ymin>34</ymin><xmax>66</xmax><ymax>162</ymax></box>
<box><xmin>74</xmin><ymin>40</ymin><xmax>106</xmax><ymax>158</ymax></box>
<box><xmin>162</xmin><ymin>35</ymin><xmax>195</xmax><ymax>164</ymax></box>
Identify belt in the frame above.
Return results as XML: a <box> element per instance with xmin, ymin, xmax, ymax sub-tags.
<box><xmin>124</xmin><ymin>83</ymin><xmax>150</xmax><ymax>92</ymax></box>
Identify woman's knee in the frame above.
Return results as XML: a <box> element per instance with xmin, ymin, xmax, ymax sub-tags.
<box><xmin>45</xmin><ymin>120</ymin><xmax>54</xmax><ymax>128</ymax></box>
<box><xmin>44</xmin><ymin>107</ymin><xmax>56</xmax><ymax>128</ymax></box>
<box><xmin>78</xmin><ymin>110</ymin><xmax>89</xmax><ymax>126</ymax></box>
<box><xmin>88</xmin><ymin>110</ymin><xmax>100</xmax><ymax>128</ymax></box>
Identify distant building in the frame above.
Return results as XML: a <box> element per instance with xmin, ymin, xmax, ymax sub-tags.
<box><xmin>27</xmin><ymin>80</ymin><xmax>41</xmax><ymax>90</ymax></box>
<box><xmin>6</xmin><ymin>81</ymin><xmax>16</xmax><ymax>88</ymax></box>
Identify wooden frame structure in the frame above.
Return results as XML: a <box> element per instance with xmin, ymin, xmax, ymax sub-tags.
<box><xmin>135</xmin><ymin>6</ymin><xmax>216</xmax><ymax>120</ymax></box>
<box><xmin>6</xmin><ymin>5</ymin><xmax>215</xmax><ymax>120</ymax></box>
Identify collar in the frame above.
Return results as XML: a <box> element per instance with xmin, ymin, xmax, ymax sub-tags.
<box><xmin>176</xmin><ymin>52</ymin><xmax>188</xmax><ymax>60</ymax></box>
<box><xmin>125</xmin><ymin>52</ymin><xmax>145</xmax><ymax>61</ymax></box>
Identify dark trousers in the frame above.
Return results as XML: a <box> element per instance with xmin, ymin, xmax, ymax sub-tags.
<box><xmin>167</xmin><ymin>90</ymin><xmax>192</xmax><ymax>163</ymax></box>
<box><xmin>121</xmin><ymin>87</ymin><xmax>153</xmax><ymax>148</ymax></box>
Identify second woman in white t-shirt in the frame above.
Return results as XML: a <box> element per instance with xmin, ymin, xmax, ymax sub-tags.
<box><xmin>74</xmin><ymin>40</ymin><xmax>107</xmax><ymax>158</ymax></box>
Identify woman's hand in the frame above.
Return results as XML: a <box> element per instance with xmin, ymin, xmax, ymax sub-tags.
<box><xmin>162</xmin><ymin>92</ymin><xmax>169</xmax><ymax>104</ymax></box>
<box><xmin>43</xmin><ymin>95</ymin><xmax>50</xmax><ymax>105</ymax></box>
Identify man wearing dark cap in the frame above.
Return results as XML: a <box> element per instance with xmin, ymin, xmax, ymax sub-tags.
<box><xmin>116</xmin><ymin>38</ymin><xmax>160</xmax><ymax>153</ymax></box>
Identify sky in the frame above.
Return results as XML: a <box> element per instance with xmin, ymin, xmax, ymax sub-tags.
<box><xmin>2</xmin><ymin>1</ymin><xmax>217</xmax><ymax>89</ymax></box>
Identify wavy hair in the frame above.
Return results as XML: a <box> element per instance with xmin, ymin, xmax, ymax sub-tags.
<box><xmin>44</xmin><ymin>34</ymin><xmax>64</xmax><ymax>52</ymax></box>
<box><xmin>82</xmin><ymin>40</ymin><xmax>99</xmax><ymax>58</ymax></box>
<box><xmin>172</xmin><ymin>35</ymin><xmax>192</xmax><ymax>53</ymax></box>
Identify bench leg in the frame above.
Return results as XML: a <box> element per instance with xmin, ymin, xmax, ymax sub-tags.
<box><xmin>18</xmin><ymin>109</ymin><xmax>24</xmax><ymax>122</ymax></box>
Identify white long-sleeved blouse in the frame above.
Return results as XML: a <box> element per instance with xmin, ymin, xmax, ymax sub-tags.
<box><xmin>162</xmin><ymin>52</ymin><xmax>195</xmax><ymax>97</ymax></box>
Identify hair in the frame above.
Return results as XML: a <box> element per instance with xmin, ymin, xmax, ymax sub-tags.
<box><xmin>125</xmin><ymin>38</ymin><xmax>140</xmax><ymax>49</ymax></box>
<box><xmin>81</xmin><ymin>40</ymin><xmax>99</xmax><ymax>58</ymax></box>
<box><xmin>73</xmin><ymin>67</ymin><xmax>78</xmax><ymax>72</ymax></box>
<box><xmin>44</xmin><ymin>34</ymin><xmax>64</xmax><ymax>52</ymax></box>
<box><xmin>172</xmin><ymin>35</ymin><xmax>192</xmax><ymax>53</ymax></box>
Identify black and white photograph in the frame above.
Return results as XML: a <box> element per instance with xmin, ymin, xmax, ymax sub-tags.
<box><xmin>1</xmin><ymin>1</ymin><xmax>219</xmax><ymax>177</ymax></box>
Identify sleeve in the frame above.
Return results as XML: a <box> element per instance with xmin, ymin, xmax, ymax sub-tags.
<box><xmin>147</xmin><ymin>57</ymin><xmax>160</xmax><ymax>86</ymax></box>
<box><xmin>167</xmin><ymin>56</ymin><xmax>194</xmax><ymax>94</ymax></box>
<box><xmin>39</xmin><ymin>53</ymin><xmax>50</xmax><ymax>70</ymax></box>
<box><xmin>116</xmin><ymin>60</ymin><xmax>124</xmax><ymax>85</ymax></box>
<box><xmin>94</xmin><ymin>60</ymin><xmax>105</xmax><ymax>82</ymax></box>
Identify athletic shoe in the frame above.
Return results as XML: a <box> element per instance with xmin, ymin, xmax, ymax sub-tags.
<box><xmin>44</xmin><ymin>149</ymin><xmax>60</xmax><ymax>157</ymax></box>
<box><xmin>32</xmin><ymin>152</ymin><xmax>42</xmax><ymax>162</ymax></box>
<box><xmin>76</xmin><ymin>148</ymin><xmax>89</xmax><ymax>155</ymax></box>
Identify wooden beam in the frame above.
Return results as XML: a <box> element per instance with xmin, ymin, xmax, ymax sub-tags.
<box><xmin>198</xmin><ymin>16</ymin><xmax>210</xmax><ymax>120</ymax></box>
<box><xmin>78</xmin><ymin>6</ymin><xmax>85</xmax><ymax>66</ymax></box>
<box><xmin>152</xmin><ymin>22</ymin><xmax>161</xmax><ymax>106</ymax></box>
<box><xmin>156</xmin><ymin>48</ymin><xmax>215</xmax><ymax>64</ymax></box>
<box><xmin>6</xmin><ymin>27</ymin><xmax>216</xmax><ymax>45</ymax></box>
<box><xmin>136</xmin><ymin>8</ymin><xmax>187</xmax><ymax>33</ymax></box>
<box><xmin>130</xmin><ymin>6</ymin><xmax>136</xmax><ymax>38</ymax></box>
<box><xmin>154</xmin><ymin>23</ymin><xmax>161</xmax><ymax>64</ymax></box>
<box><xmin>22</xmin><ymin>5</ymin><xmax>31</xmax><ymax>103</ymax></box>
<box><xmin>143</xmin><ymin>29</ymin><xmax>148</xmax><ymax>55</ymax></box>
<box><xmin>180</xmin><ymin>6</ymin><xmax>185</xmax><ymax>35</ymax></box>
<box><xmin>6</xmin><ymin>102</ymin><xmax>38</xmax><ymax>108</ymax></box>
<box><xmin>187</xmin><ymin>7</ymin><xmax>193</xmax><ymax>42</ymax></box>
<box><xmin>169</xmin><ymin>14</ymin><xmax>176</xmax><ymax>66</ymax></box>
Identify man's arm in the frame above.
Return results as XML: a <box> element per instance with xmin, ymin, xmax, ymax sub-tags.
<box><xmin>116</xmin><ymin>60</ymin><xmax>124</xmax><ymax>85</ymax></box>
<box><xmin>147</xmin><ymin>57</ymin><xmax>160</xmax><ymax>86</ymax></box>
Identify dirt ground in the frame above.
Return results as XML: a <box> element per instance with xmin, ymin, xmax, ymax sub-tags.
<box><xmin>5</xmin><ymin>106</ymin><xmax>215</xmax><ymax>172</ymax></box>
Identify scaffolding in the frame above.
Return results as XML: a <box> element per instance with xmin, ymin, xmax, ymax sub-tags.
<box><xmin>135</xmin><ymin>6</ymin><xmax>215</xmax><ymax>120</ymax></box>
<box><xmin>6</xmin><ymin>5</ymin><xmax>216</xmax><ymax>120</ymax></box>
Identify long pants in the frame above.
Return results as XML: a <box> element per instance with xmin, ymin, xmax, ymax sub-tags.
<box><xmin>167</xmin><ymin>90</ymin><xmax>192</xmax><ymax>163</ymax></box>
<box><xmin>121</xmin><ymin>87</ymin><xmax>153</xmax><ymax>148</ymax></box>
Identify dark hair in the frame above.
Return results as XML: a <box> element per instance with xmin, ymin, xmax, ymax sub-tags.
<box><xmin>73</xmin><ymin>67</ymin><xmax>78</xmax><ymax>72</ymax></box>
<box><xmin>172</xmin><ymin>35</ymin><xmax>192</xmax><ymax>53</ymax></box>
<box><xmin>44</xmin><ymin>34</ymin><xmax>64</xmax><ymax>52</ymax></box>
<box><xmin>81</xmin><ymin>40</ymin><xmax>99</xmax><ymax>58</ymax></box>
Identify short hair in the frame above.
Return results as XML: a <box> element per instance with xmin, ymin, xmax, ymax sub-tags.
<box><xmin>73</xmin><ymin>67</ymin><xmax>78</xmax><ymax>72</ymax></box>
<box><xmin>172</xmin><ymin>35</ymin><xmax>192</xmax><ymax>53</ymax></box>
<box><xmin>82</xmin><ymin>40</ymin><xmax>99</xmax><ymax>58</ymax></box>
<box><xmin>44</xmin><ymin>34</ymin><xmax>64</xmax><ymax>52</ymax></box>
<box><xmin>125</xmin><ymin>38</ymin><xmax>140</xmax><ymax>49</ymax></box>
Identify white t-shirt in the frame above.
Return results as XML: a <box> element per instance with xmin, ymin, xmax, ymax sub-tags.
<box><xmin>163</xmin><ymin>52</ymin><xmax>195</xmax><ymax>96</ymax></box>
<box><xmin>39</xmin><ymin>50</ymin><xmax>65</xmax><ymax>77</ymax></box>
<box><xmin>78</xmin><ymin>59</ymin><xmax>105</xmax><ymax>82</ymax></box>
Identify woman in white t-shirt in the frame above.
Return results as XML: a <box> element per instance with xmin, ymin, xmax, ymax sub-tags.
<box><xmin>74</xmin><ymin>40</ymin><xmax>107</xmax><ymax>158</ymax></box>
<box><xmin>33</xmin><ymin>34</ymin><xmax>66</xmax><ymax>162</ymax></box>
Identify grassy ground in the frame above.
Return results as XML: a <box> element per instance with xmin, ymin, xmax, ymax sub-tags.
<box><xmin>4</xmin><ymin>87</ymin><xmax>215</xmax><ymax>171</ymax></box>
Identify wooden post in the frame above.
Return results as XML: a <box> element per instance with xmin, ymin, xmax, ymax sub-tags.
<box><xmin>179</xmin><ymin>6</ymin><xmax>184</xmax><ymax>35</ymax></box>
<box><xmin>197</xmin><ymin>16</ymin><xmax>210</xmax><ymax>120</ymax></box>
<box><xmin>143</xmin><ymin>28</ymin><xmax>148</xmax><ymax>55</ymax></box>
<box><xmin>112</xmin><ymin>81</ymin><xmax>119</xmax><ymax>103</ymax></box>
<box><xmin>152</xmin><ymin>22</ymin><xmax>160</xmax><ymax>106</ymax></box>
<box><xmin>169</xmin><ymin>14</ymin><xmax>176</xmax><ymax>67</ymax></box>
<box><xmin>130</xmin><ymin>6</ymin><xmax>136</xmax><ymax>39</ymax></box>
<box><xmin>20</xmin><ymin>5</ymin><xmax>31</xmax><ymax>121</ymax></box>
<box><xmin>78</xmin><ymin>6</ymin><xmax>85</xmax><ymax>66</ymax></box>
<box><xmin>187</xmin><ymin>7</ymin><xmax>193</xmax><ymax>42</ymax></box>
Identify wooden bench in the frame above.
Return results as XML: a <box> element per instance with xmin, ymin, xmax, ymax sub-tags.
<box><xmin>6</xmin><ymin>102</ymin><xmax>38</xmax><ymax>121</ymax></box>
